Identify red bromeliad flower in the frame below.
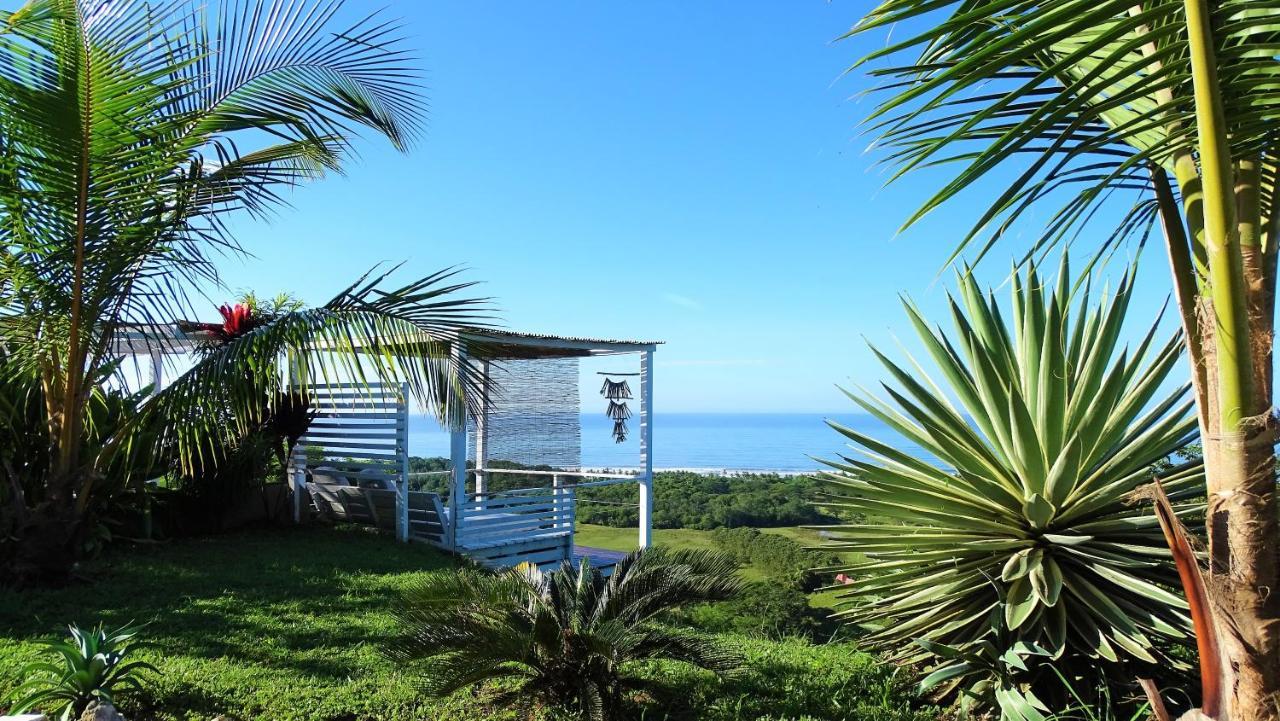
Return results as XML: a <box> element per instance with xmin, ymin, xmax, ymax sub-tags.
<box><xmin>218</xmin><ymin>302</ymin><xmax>256</xmax><ymax>340</ymax></box>
<box><xmin>187</xmin><ymin>302</ymin><xmax>266</xmax><ymax>345</ymax></box>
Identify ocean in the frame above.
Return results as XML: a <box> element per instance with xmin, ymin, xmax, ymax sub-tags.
<box><xmin>407</xmin><ymin>412</ymin><xmax>933</xmax><ymax>473</ymax></box>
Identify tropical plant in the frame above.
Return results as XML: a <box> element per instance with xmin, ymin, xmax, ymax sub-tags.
<box><xmin>0</xmin><ymin>0</ymin><xmax>486</xmax><ymax>584</ymax></box>
<box><xmin>844</xmin><ymin>2</ymin><xmax>1280</xmax><ymax>716</ymax></box>
<box><xmin>385</xmin><ymin>549</ymin><xmax>745</xmax><ymax>721</ymax></box>
<box><xmin>1</xmin><ymin>352</ymin><xmax>166</xmax><ymax>564</ymax></box>
<box><xmin>4</xmin><ymin>622</ymin><xmax>156</xmax><ymax>721</ymax></box>
<box><xmin>820</xmin><ymin>259</ymin><xmax>1203</xmax><ymax>717</ymax></box>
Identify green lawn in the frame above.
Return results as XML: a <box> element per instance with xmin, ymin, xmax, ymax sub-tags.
<box><xmin>0</xmin><ymin>525</ymin><xmax>931</xmax><ymax>721</ymax></box>
<box><xmin>575</xmin><ymin>524</ymin><xmax>774</xmax><ymax>581</ymax></box>
<box><xmin>575</xmin><ymin>523</ymin><xmax>840</xmax><ymax>591</ymax></box>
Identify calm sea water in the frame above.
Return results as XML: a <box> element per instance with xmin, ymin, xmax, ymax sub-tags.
<box><xmin>407</xmin><ymin>413</ymin><xmax>934</xmax><ymax>472</ymax></box>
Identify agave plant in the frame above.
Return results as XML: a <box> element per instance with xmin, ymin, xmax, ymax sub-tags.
<box><xmin>819</xmin><ymin>259</ymin><xmax>1203</xmax><ymax>717</ymax></box>
<box><xmin>4</xmin><ymin>622</ymin><xmax>156</xmax><ymax>721</ymax></box>
<box><xmin>386</xmin><ymin>549</ymin><xmax>744</xmax><ymax>721</ymax></box>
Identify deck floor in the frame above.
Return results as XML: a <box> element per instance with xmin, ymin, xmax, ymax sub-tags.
<box><xmin>573</xmin><ymin>545</ymin><xmax>628</xmax><ymax>569</ymax></box>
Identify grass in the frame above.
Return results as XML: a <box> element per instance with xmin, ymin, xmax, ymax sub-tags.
<box><xmin>0</xmin><ymin>525</ymin><xmax>933</xmax><ymax>721</ymax></box>
<box><xmin>574</xmin><ymin>523</ymin><xmax>839</xmax><ymax>593</ymax></box>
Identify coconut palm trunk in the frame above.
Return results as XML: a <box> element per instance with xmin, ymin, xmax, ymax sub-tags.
<box><xmin>1154</xmin><ymin>5</ymin><xmax>1280</xmax><ymax>711</ymax></box>
<box><xmin>847</xmin><ymin>0</ymin><xmax>1280</xmax><ymax>715</ymax></box>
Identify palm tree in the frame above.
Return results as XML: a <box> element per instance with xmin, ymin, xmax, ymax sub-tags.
<box><xmin>845</xmin><ymin>2</ymin><xmax>1280</xmax><ymax>716</ymax></box>
<box><xmin>0</xmin><ymin>0</ymin><xmax>483</xmax><ymax>584</ymax></box>
<box><xmin>385</xmin><ymin>549</ymin><xmax>745</xmax><ymax>721</ymax></box>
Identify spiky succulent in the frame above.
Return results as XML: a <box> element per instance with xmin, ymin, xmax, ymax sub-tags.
<box><xmin>820</xmin><ymin>259</ymin><xmax>1203</xmax><ymax>716</ymax></box>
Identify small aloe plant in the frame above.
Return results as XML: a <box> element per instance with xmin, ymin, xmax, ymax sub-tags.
<box><xmin>5</xmin><ymin>623</ymin><xmax>157</xmax><ymax>721</ymax></box>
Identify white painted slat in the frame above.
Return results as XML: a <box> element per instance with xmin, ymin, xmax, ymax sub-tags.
<box><xmin>456</xmin><ymin>514</ymin><xmax>569</xmax><ymax>539</ymax></box>
<box><xmin>460</xmin><ymin>495</ymin><xmax>559</xmax><ymax>511</ymax></box>
<box><xmin>312</xmin><ymin>411</ymin><xmax>401</xmax><ymax>420</ymax></box>
<box><xmin>307</xmin><ymin>450</ymin><xmax>400</xmax><ymax>462</ymax></box>
<box><xmin>298</xmin><ymin>439</ymin><xmax>397</xmax><ymax>452</ymax></box>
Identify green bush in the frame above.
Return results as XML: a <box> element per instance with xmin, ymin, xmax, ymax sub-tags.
<box><xmin>385</xmin><ymin>549</ymin><xmax>744</xmax><ymax>721</ymax></box>
<box><xmin>683</xmin><ymin>582</ymin><xmax>836</xmax><ymax>641</ymax></box>
<box><xmin>821</xmin><ymin>260</ymin><xmax>1203</xmax><ymax>716</ymax></box>
<box><xmin>0</xmin><ymin>526</ymin><xmax>935</xmax><ymax>721</ymax></box>
<box><xmin>5</xmin><ymin>623</ymin><xmax>156</xmax><ymax>721</ymax></box>
<box><xmin>709</xmin><ymin>527</ymin><xmax>837</xmax><ymax>591</ymax></box>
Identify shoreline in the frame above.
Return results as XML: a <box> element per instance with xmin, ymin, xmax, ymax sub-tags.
<box><xmin>581</xmin><ymin>466</ymin><xmax>820</xmax><ymax>477</ymax></box>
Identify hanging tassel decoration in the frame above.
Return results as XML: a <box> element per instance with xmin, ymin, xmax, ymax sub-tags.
<box><xmin>600</xmin><ymin>378</ymin><xmax>632</xmax><ymax>400</ymax></box>
<box><xmin>600</xmin><ymin>376</ymin><xmax>634</xmax><ymax>443</ymax></box>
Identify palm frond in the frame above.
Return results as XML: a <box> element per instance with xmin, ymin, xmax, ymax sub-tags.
<box><xmin>848</xmin><ymin>0</ymin><xmax>1280</xmax><ymax>262</ymax></box>
<box><xmin>145</xmin><ymin>267</ymin><xmax>488</xmax><ymax>473</ymax></box>
<box><xmin>385</xmin><ymin>548</ymin><xmax>744</xmax><ymax>717</ymax></box>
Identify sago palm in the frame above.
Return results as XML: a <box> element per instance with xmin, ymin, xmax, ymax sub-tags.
<box><xmin>844</xmin><ymin>2</ymin><xmax>1280</xmax><ymax>716</ymax></box>
<box><xmin>0</xmin><ymin>0</ymin><xmax>483</xmax><ymax>584</ymax></box>
<box><xmin>821</xmin><ymin>260</ymin><xmax>1203</xmax><ymax>717</ymax></box>
<box><xmin>386</xmin><ymin>549</ymin><xmax>744</xmax><ymax>721</ymax></box>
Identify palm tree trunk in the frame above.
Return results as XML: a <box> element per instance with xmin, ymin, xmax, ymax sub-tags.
<box><xmin>1179</xmin><ymin>2</ymin><xmax>1280</xmax><ymax>715</ymax></box>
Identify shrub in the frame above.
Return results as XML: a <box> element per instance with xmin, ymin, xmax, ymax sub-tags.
<box><xmin>385</xmin><ymin>548</ymin><xmax>745</xmax><ymax>720</ymax></box>
<box><xmin>683</xmin><ymin>582</ymin><xmax>836</xmax><ymax>641</ymax></box>
<box><xmin>4</xmin><ymin>623</ymin><xmax>156</xmax><ymax>721</ymax></box>
<box><xmin>709</xmin><ymin>527</ymin><xmax>837</xmax><ymax>591</ymax></box>
<box><xmin>820</xmin><ymin>260</ymin><xmax>1203</xmax><ymax>715</ymax></box>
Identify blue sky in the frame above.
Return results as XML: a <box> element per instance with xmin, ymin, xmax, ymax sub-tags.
<box><xmin>209</xmin><ymin>1</ymin><xmax>1177</xmax><ymax>413</ymax></box>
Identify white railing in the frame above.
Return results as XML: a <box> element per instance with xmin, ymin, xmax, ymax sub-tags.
<box><xmin>398</xmin><ymin>467</ymin><xmax>651</xmax><ymax>557</ymax></box>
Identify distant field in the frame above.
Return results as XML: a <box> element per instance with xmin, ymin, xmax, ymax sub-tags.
<box><xmin>574</xmin><ymin>524</ymin><xmax>771</xmax><ymax>581</ymax></box>
<box><xmin>574</xmin><ymin>523</ymin><xmax>846</xmax><ymax>601</ymax></box>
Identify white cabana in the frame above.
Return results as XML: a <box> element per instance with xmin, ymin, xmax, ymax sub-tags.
<box><xmin>115</xmin><ymin>324</ymin><xmax>660</xmax><ymax>571</ymax></box>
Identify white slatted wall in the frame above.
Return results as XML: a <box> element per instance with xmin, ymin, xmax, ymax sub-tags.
<box><xmin>292</xmin><ymin>381</ymin><xmax>573</xmax><ymax>570</ymax></box>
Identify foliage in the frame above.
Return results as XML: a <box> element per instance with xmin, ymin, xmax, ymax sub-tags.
<box><xmin>0</xmin><ymin>527</ymin><xmax>930</xmax><ymax>721</ymax></box>
<box><xmin>0</xmin><ymin>0</ymin><xmax>489</xmax><ymax>583</ymax></box>
<box><xmin>385</xmin><ymin>548</ymin><xmax>745</xmax><ymax>721</ymax></box>
<box><xmin>585</xmin><ymin>471</ymin><xmax>834</xmax><ymax>529</ymax></box>
<box><xmin>843</xmin><ymin>1</ymin><xmax>1280</xmax><ymax>714</ymax></box>
<box><xmin>709</xmin><ymin>527</ymin><xmax>837</xmax><ymax>591</ymax></box>
<box><xmin>820</xmin><ymin>259</ymin><xmax>1203</xmax><ymax>716</ymax></box>
<box><xmin>682</xmin><ymin>581</ymin><xmax>836</xmax><ymax>642</ymax></box>
<box><xmin>0</xmin><ymin>354</ymin><xmax>166</xmax><ymax>563</ymax></box>
<box><xmin>408</xmin><ymin>460</ymin><xmax>837</xmax><ymax>530</ymax></box>
<box><xmin>4</xmin><ymin>622</ymin><xmax>156</xmax><ymax>721</ymax></box>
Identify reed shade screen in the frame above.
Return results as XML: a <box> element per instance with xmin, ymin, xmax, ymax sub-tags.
<box><xmin>469</xmin><ymin>358</ymin><xmax>581</xmax><ymax>468</ymax></box>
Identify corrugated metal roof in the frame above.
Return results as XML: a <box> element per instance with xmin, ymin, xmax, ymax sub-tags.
<box><xmin>459</xmin><ymin>326</ymin><xmax>662</xmax><ymax>348</ymax></box>
<box><xmin>111</xmin><ymin>323</ymin><xmax>661</xmax><ymax>357</ymax></box>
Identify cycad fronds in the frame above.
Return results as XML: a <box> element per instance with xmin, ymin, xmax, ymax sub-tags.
<box><xmin>387</xmin><ymin>548</ymin><xmax>744</xmax><ymax>721</ymax></box>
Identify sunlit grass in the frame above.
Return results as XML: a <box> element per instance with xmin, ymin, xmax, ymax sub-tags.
<box><xmin>1</xmin><ymin>525</ymin><xmax>930</xmax><ymax>721</ymax></box>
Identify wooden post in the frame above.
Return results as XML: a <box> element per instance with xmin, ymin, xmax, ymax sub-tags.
<box><xmin>286</xmin><ymin>351</ymin><xmax>304</xmax><ymax>525</ymax></box>
<box><xmin>396</xmin><ymin>382</ymin><xmax>410</xmax><ymax>543</ymax></box>
<box><xmin>291</xmin><ymin>457</ymin><xmax>306</xmax><ymax>524</ymax></box>
<box><xmin>638</xmin><ymin>350</ymin><xmax>654</xmax><ymax>549</ymax></box>
<box><xmin>149</xmin><ymin>349</ymin><xmax>163</xmax><ymax>393</ymax></box>
<box><xmin>475</xmin><ymin>360</ymin><xmax>490</xmax><ymax>498</ymax></box>
<box><xmin>141</xmin><ymin>350</ymin><xmax>163</xmax><ymax>538</ymax></box>
<box><xmin>448</xmin><ymin>342</ymin><xmax>469</xmax><ymax>551</ymax></box>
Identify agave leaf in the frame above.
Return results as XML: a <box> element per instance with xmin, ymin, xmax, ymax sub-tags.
<box><xmin>1029</xmin><ymin>554</ymin><xmax>1063</xmax><ymax>607</ymax></box>
<box><xmin>1002</xmin><ymin>549</ymin><xmax>1033</xmax><ymax>582</ymax></box>
<box><xmin>821</xmin><ymin>259</ymin><xmax>1202</xmax><ymax>711</ymax></box>
<box><xmin>1022</xmin><ymin>494</ymin><xmax>1056</xmax><ymax>529</ymax></box>
<box><xmin>1005</xmin><ymin>576</ymin><xmax>1039</xmax><ymax>630</ymax></box>
<box><xmin>919</xmin><ymin>662</ymin><xmax>974</xmax><ymax>693</ymax></box>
